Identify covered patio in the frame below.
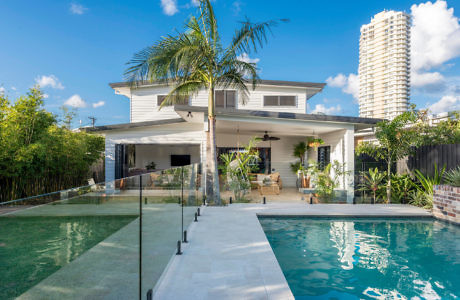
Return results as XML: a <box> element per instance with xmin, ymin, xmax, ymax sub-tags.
<box><xmin>96</xmin><ymin>106</ymin><xmax>379</xmax><ymax>203</ymax></box>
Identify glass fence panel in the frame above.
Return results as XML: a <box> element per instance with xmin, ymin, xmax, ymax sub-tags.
<box><xmin>182</xmin><ymin>164</ymin><xmax>201</xmax><ymax>227</ymax></box>
<box><xmin>140</xmin><ymin>167</ymin><xmax>183</xmax><ymax>297</ymax></box>
<box><xmin>0</xmin><ymin>177</ymin><xmax>141</xmax><ymax>300</ymax></box>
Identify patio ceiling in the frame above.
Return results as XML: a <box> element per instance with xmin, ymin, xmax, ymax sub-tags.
<box><xmin>215</xmin><ymin>119</ymin><xmax>341</xmax><ymax>137</ymax></box>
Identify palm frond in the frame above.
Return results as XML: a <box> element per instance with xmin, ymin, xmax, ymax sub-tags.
<box><xmin>224</xmin><ymin>18</ymin><xmax>284</xmax><ymax>62</ymax></box>
<box><xmin>160</xmin><ymin>80</ymin><xmax>204</xmax><ymax>109</ymax></box>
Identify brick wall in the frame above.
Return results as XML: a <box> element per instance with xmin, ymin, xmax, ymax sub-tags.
<box><xmin>433</xmin><ymin>185</ymin><xmax>460</xmax><ymax>224</ymax></box>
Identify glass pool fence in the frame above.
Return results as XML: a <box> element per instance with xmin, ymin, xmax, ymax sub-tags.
<box><xmin>0</xmin><ymin>163</ymin><xmax>203</xmax><ymax>300</ymax></box>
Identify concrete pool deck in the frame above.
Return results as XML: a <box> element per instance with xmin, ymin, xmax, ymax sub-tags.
<box><xmin>152</xmin><ymin>203</ymin><xmax>431</xmax><ymax>300</ymax></box>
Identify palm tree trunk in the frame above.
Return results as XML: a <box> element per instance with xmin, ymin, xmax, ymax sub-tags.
<box><xmin>205</xmin><ymin>87</ymin><xmax>221</xmax><ymax>205</ymax></box>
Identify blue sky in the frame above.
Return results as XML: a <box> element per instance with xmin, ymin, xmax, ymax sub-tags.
<box><xmin>0</xmin><ymin>0</ymin><xmax>459</xmax><ymax>126</ymax></box>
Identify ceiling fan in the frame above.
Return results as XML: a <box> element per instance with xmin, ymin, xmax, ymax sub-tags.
<box><xmin>256</xmin><ymin>131</ymin><xmax>280</xmax><ymax>142</ymax></box>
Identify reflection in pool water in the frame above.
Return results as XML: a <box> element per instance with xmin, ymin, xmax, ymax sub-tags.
<box><xmin>0</xmin><ymin>215</ymin><xmax>136</xmax><ymax>299</ymax></box>
<box><xmin>259</xmin><ymin>218</ymin><xmax>459</xmax><ymax>299</ymax></box>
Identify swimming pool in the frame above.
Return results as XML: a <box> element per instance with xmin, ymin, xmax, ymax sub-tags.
<box><xmin>259</xmin><ymin>217</ymin><xmax>459</xmax><ymax>299</ymax></box>
<box><xmin>0</xmin><ymin>215</ymin><xmax>137</xmax><ymax>299</ymax></box>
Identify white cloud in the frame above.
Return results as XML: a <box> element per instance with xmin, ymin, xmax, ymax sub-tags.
<box><xmin>64</xmin><ymin>94</ymin><xmax>86</xmax><ymax>108</ymax></box>
<box><xmin>191</xmin><ymin>0</ymin><xmax>200</xmax><ymax>6</ymax></box>
<box><xmin>410</xmin><ymin>1</ymin><xmax>460</xmax><ymax>91</ymax></box>
<box><xmin>411</xmin><ymin>71</ymin><xmax>444</xmax><ymax>88</ymax></box>
<box><xmin>237</xmin><ymin>53</ymin><xmax>260</xmax><ymax>64</ymax></box>
<box><xmin>35</xmin><ymin>75</ymin><xmax>64</xmax><ymax>90</ymax></box>
<box><xmin>326</xmin><ymin>73</ymin><xmax>347</xmax><ymax>87</ymax></box>
<box><xmin>70</xmin><ymin>3</ymin><xmax>87</xmax><ymax>15</ymax></box>
<box><xmin>310</xmin><ymin>104</ymin><xmax>342</xmax><ymax>115</ymax></box>
<box><xmin>92</xmin><ymin>101</ymin><xmax>105</xmax><ymax>108</ymax></box>
<box><xmin>0</xmin><ymin>87</ymin><xmax>5</xmax><ymax>95</ymax></box>
<box><xmin>326</xmin><ymin>73</ymin><xmax>359</xmax><ymax>100</ymax></box>
<box><xmin>411</xmin><ymin>0</ymin><xmax>460</xmax><ymax>72</ymax></box>
<box><xmin>428</xmin><ymin>95</ymin><xmax>460</xmax><ymax>114</ymax></box>
<box><xmin>161</xmin><ymin>0</ymin><xmax>178</xmax><ymax>16</ymax></box>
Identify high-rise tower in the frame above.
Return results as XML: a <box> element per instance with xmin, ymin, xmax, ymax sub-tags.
<box><xmin>359</xmin><ymin>10</ymin><xmax>411</xmax><ymax>119</ymax></box>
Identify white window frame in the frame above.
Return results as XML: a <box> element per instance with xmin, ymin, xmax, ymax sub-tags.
<box><xmin>215</xmin><ymin>90</ymin><xmax>237</xmax><ymax>109</ymax></box>
<box><xmin>263</xmin><ymin>95</ymin><xmax>297</xmax><ymax>107</ymax></box>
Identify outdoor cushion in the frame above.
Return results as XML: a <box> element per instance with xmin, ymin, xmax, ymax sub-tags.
<box><xmin>269</xmin><ymin>172</ymin><xmax>280</xmax><ymax>182</ymax></box>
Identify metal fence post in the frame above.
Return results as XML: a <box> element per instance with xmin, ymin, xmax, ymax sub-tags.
<box><xmin>139</xmin><ymin>175</ymin><xmax>142</xmax><ymax>300</ymax></box>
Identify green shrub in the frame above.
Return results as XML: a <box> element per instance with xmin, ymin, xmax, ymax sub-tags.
<box><xmin>391</xmin><ymin>174</ymin><xmax>416</xmax><ymax>204</ymax></box>
<box><xmin>444</xmin><ymin>166</ymin><xmax>460</xmax><ymax>187</ymax></box>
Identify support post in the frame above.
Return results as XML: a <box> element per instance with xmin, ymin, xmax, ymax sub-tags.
<box><xmin>139</xmin><ymin>175</ymin><xmax>142</xmax><ymax>300</ymax></box>
<box><xmin>176</xmin><ymin>240</ymin><xmax>182</xmax><ymax>255</ymax></box>
<box><xmin>183</xmin><ymin>230</ymin><xmax>188</xmax><ymax>243</ymax></box>
<box><xmin>263</xmin><ymin>197</ymin><xmax>266</xmax><ymax>205</ymax></box>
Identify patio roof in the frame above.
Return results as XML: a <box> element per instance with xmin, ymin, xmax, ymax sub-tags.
<box><xmin>109</xmin><ymin>79</ymin><xmax>326</xmax><ymax>90</ymax></box>
<box><xmin>174</xmin><ymin>105</ymin><xmax>383</xmax><ymax>126</ymax></box>
<box><xmin>84</xmin><ymin>118</ymin><xmax>185</xmax><ymax>132</ymax></box>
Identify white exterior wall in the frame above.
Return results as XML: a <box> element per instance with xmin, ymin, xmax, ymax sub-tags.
<box><xmin>128</xmin><ymin>85</ymin><xmax>318</xmax><ymax>122</ymax></box>
<box><xmin>104</xmin><ymin>122</ymin><xmax>205</xmax><ymax>183</ymax></box>
<box><xmin>134</xmin><ymin>144</ymin><xmax>200</xmax><ymax>170</ymax></box>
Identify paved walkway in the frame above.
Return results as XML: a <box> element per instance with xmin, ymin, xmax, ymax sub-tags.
<box><xmin>153</xmin><ymin>203</ymin><xmax>431</xmax><ymax>300</ymax></box>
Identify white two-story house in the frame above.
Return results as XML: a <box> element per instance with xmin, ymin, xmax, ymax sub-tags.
<box><xmin>90</xmin><ymin>79</ymin><xmax>380</xmax><ymax>202</ymax></box>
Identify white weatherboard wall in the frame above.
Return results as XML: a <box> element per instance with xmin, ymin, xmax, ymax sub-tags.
<box><xmin>129</xmin><ymin>85</ymin><xmax>317</xmax><ymax>122</ymax></box>
<box><xmin>134</xmin><ymin>144</ymin><xmax>200</xmax><ymax>170</ymax></box>
<box><xmin>104</xmin><ymin>122</ymin><xmax>205</xmax><ymax>183</ymax></box>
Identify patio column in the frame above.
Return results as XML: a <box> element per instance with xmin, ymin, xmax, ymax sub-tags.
<box><xmin>344</xmin><ymin>128</ymin><xmax>355</xmax><ymax>203</ymax></box>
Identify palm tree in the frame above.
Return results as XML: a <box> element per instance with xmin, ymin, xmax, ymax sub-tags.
<box><xmin>124</xmin><ymin>0</ymin><xmax>282</xmax><ymax>204</ymax></box>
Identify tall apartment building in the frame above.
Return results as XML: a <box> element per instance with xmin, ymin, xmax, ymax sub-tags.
<box><xmin>358</xmin><ymin>10</ymin><xmax>411</xmax><ymax>119</ymax></box>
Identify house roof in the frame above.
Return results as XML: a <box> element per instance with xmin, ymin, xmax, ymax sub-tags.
<box><xmin>109</xmin><ymin>79</ymin><xmax>326</xmax><ymax>90</ymax></box>
<box><xmin>174</xmin><ymin>105</ymin><xmax>383</xmax><ymax>126</ymax></box>
<box><xmin>84</xmin><ymin>106</ymin><xmax>381</xmax><ymax>132</ymax></box>
<box><xmin>84</xmin><ymin>118</ymin><xmax>185</xmax><ymax>132</ymax></box>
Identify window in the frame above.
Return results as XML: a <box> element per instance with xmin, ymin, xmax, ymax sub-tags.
<box><xmin>215</xmin><ymin>90</ymin><xmax>236</xmax><ymax>108</ymax></box>
<box><xmin>263</xmin><ymin>95</ymin><xmax>296</xmax><ymax>107</ymax></box>
<box><xmin>317</xmin><ymin>146</ymin><xmax>331</xmax><ymax>171</ymax></box>
<box><xmin>157</xmin><ymin>95</ymin><xmax>189</xmax><ymax>106</ymax></box>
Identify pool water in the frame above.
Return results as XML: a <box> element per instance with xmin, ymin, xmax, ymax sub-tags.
<box><xmin>0</xmin><ymin>215</ymin><xmax>137</xmax><ymax>299</ymax></box>
<box><xmin>259</xmin><ymin>217</ymin><xmax>460</xmax><ymax>299</ymax></box>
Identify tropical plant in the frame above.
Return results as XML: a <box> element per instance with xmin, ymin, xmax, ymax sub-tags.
<box><xmin>444</xmin><ymin>166</ymin><xmax>460</xmax><ymax>187</ymax></box>
<box><xmin>356</xmin><ymin>105</ymin><xmax>419</xmax><ymax>203</ymax></box>
<box><xmin>219</xmin><ymin>138</ymin><xmax>260</xmax><ymax>202</ymax></box>
<box><xmin>391</xmin><ymin>173</ymin><xmax>416</xmax><ymax>204</ymax></box>
<box><xmin>409</xmin><ymin>189</ymin><xmax>431</xmax><ymax>209</ymax></box>
<box><xmin>290</xmin><ymin>138</ymin><xmax>324</xmax><ymax>174</ymax></box>
<box><xmin>293</xmin><ymin>141</ymin><xmax>308</xmax><ymax>166</ymax></box>
<box><xmin>413</xmin><ymin>165</ymin><xmax>445</xmax><ymax>196</ymax></box>
<box><xmin>411</xmin><ymin>165</ymin><xmax>445</xmax><ymax>209</ymax></box>
<box><xmin>310</xmin><ymin>160</ymin><xmax>349</xmax><ymax>201</ymax></box>
<box><xmin>306</xmin><ymin>137</ymin><xmax>324</xmax><ymax>148</ymax></box>
<box><xmin>358</xmin><ymin>168</ymin><xmax>387</xmax><ymax>204</ymax></box>
<box><xmin>124</xmin><ymin>0</ymin><xmax>284</xmax><ymax>204</ymax></box>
